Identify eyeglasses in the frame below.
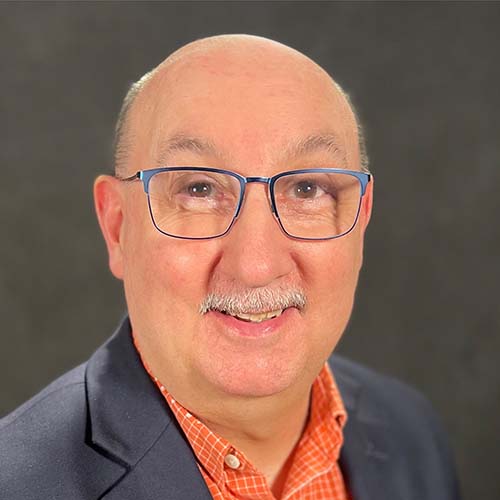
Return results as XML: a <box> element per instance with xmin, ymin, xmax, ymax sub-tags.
<box><xmin>118</xmin><ymin>167</ymin><xmax>371</xmax><ymax>240</ymax></box>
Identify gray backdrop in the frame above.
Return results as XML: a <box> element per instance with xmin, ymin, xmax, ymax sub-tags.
<box><xmin>1</xmin><ymin>2</ymin><xmax>498</xmax><ymax>499</ymax></box>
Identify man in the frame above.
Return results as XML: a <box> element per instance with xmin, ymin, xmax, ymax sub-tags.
<box><xmin>1</xmin><ymin>35</ymin><xmax>460</xmax><ymax>499</ymax></box>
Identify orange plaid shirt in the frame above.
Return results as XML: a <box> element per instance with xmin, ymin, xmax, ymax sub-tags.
<box><xmin>134</xmin><ymin>335</ymin><xmax>351</xmax><ymax>500</ymax></box>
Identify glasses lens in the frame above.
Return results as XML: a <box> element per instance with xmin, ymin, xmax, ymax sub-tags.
<box><xmin>273</xmin><ymin>172</ymin><xmax>362</xmax><ymax>239</ymax></box>
<box><xmin>148</xmin><ymin>170</ymin><xmax>241</xmax><ymax>238</ymax></box>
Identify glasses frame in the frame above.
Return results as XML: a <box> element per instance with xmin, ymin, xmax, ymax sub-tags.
<box><xmin>119</xmin><ymin>167</ymin><xmax>372</xmax><ymax>241</ymax></box>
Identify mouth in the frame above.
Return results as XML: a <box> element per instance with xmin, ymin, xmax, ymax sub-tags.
<box><xmin>220</xmin><ymin>308</ymin><xmax>285</xmax><ymax>323</ymax></box>
<box><xmin>205</xmin><ymin>306</ymin><xmax>298</xmax><ymax>339</ymax></box>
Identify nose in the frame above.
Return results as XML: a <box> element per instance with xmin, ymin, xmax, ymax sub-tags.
<box><xmin>215</xmin><ymin>183</ymin><xmax>295</xmax><ymax>288</ymax></box>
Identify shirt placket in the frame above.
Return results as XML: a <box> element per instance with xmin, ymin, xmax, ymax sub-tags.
<box><xmin>224</xmin><ymin>448</ymin><xmax>275</xmax><ymax>500</ymax></box>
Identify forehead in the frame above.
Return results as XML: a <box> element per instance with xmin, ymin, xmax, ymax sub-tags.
<box><xmin>127</xmin><ymin>47</ymin><xmax>359</xmax><ymax>171</ymax></box>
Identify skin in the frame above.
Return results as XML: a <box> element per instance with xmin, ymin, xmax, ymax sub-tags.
<box><xmin>94</xmin><ymin>35</ymin><xmax>373</xmax><ymax>495</ymax></box>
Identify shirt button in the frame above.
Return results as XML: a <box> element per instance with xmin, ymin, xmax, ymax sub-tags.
<box><xmin>224</xmin><ymin>453</ymin><xmax>241</xmax><ymax>470</ymax></box>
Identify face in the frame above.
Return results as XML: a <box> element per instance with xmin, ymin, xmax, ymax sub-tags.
<box><xmin>95</xmin><ymin>43</ymin><xmax>373</xmax><ymax>404</ymax></box>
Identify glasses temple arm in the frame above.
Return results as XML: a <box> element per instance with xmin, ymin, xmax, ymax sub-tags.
<box><xmin>116</xmin><ymin>172</ymin><xmax>141</xmax><ymax>182</ymax></box>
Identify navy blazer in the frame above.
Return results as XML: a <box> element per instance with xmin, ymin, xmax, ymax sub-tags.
<box><xmin>1</xmin><ymin>317</ymin><xmax>460</xmax><ymax>499</ymax></box>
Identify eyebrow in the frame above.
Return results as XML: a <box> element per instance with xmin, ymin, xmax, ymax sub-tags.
<box><xmin>283</xmin><ymin>133</ymin><xmax>346</xmax><ymax>164</ymax></box>
<box><xmin>156</xmin><ymin>134</ymin><xmax>219</xmax><ymax>166</ymax></box>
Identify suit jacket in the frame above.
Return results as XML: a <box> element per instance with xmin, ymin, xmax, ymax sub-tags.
<box><xmin>1</xmin><ymin>316</ymin><xmax>461</xmax><ymax>500</ymax></box>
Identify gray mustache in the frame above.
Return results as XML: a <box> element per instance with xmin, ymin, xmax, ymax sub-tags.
<box><xmin>199</xmin><ymin>288</ymin><xmax>306</xmax><ymax>316</ymax></box>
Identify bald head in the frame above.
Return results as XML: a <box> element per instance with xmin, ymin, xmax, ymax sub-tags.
<box><xmin>114</xmin><ymin>34</ymin><xmax>368</xmax><ymax>175</ymax></box>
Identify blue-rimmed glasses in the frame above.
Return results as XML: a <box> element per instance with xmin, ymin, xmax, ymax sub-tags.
<box><xmin>119</xmin><ymin>167</ymin><xmax>371</xmax><ymax>240</ymax></box>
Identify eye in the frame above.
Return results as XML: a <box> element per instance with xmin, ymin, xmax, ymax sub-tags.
<box><xmin>293</xmin><ymin>180</ymin><xmax>320</xmax><ymax>198</ymax></box>
<box><xmin>186</xmin><ymin>182</ymin><xmax>213</xmax><ymax>197</ymax></box>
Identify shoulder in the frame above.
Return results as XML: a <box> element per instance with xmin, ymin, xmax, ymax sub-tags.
<box><xmin>1</xmin><ymin>363</ymin><xmax>86</xmax><ymax>430</ymax></box>
<box><xmin>330</xmin><ymin>354</ymin><xmax>461</xmax><ymax>499</ymax></box>
<box><xmin>0</xmin><ymin>364</ymin><xmax>96</xmax><ymax>498</ymax></box>
<box><xmin>0</xmin><ymin>365</ymin><xmax>85</xmax><ymax>432</ymax></box>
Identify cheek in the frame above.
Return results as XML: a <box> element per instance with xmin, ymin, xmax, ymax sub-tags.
<box><xmin>123</xmin><ymin>219</ymin><xmax>217</xmax><ymax>322</ymax></box>
<box><xmin>305</xmin><ymin>234</ymin><xmax>362</xmax><ymax>298</ymax></box>
<box><xmin>122</xmin><ymin>230</ymin><xmax>220</xmax><ymax>374</ymax></box>
<box><xmin>303</xmin><ymin>237</ymin><xmax>363</xmax><ymax>352</ymax></box>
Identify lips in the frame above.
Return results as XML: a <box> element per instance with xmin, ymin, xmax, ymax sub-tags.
<box><xmin>206</xmin><ymin>307</ymin><xmax>297</xmax><ymax>338</ymax></box>
<box><xmin>223</xmin><ymin>309</ymin><xmax>284</xmax><ymax>323</ymax></box>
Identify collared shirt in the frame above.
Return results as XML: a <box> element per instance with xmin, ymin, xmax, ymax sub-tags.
<box><xmin>133</xmin><ymin>333</ymin><xmax>351</xmax><ymax>500</ymax></box>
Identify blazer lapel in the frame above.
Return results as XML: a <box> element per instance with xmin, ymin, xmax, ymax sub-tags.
<box><xmin>340</xmin><ymin>415</ymin><xmax>393</xmax><ymax>500</ymax></box>
<box><xmin>85</xmin><ymin>316</ymin><xmax>212</xmax><ymax>500</ymax></box>
<box><xmin>334</xmin><ymin>359</ymin><xmax>398</xmax><ymax>500</ymax></box>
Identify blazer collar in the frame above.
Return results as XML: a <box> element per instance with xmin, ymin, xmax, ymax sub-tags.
<box><xmin>85</xmin><ymin>316</ymin><xmax>212</xmax><ymax>499</ymax></box>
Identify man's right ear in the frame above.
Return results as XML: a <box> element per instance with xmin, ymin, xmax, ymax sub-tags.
<box><xmin>94</xmin><ymin>175</ymin><xmax>125</xmax><ymax>280</ymax></box>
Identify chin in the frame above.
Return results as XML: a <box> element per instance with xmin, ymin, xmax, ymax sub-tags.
<box><xmin>196</xmin><ymin>354</ymin><xmax>305</xmax><ymax>398</ymax></box>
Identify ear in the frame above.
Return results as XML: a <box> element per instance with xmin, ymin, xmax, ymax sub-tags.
<box><xmin>354</xmin><ymin>176</ymin><xmax>373</xmax><ymax>271</ymax></box>
<box><xmin>94</xmin><ymin>175</ymin><xmax>125</xmax><ymax>279</ymax></box>
<box><xmin>358</xmin><ymin>176</ymin><xmax>374</xmax><ymax>235</ymax></box>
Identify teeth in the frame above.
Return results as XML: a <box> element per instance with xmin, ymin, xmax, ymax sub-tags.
<box><xmin>228</xmin><ymin>309</ymin><xmax>284</xmax><ymax>323</ymax></box>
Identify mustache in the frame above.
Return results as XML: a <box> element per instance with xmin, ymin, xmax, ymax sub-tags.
<box><xmin>199</xmin><ymin>286</ymin><xmax>307</xmax><ymax>316</ymax></box>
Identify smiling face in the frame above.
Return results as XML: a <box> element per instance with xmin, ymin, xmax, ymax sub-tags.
<box><xmin>95</xmin><ymin>36</ymin><xmax>372</xmax><ymax>405</ymax></box>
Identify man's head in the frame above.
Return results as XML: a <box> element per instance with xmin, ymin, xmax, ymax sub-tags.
<box><xmin>94</xmin><ymin>35</ymin><xmax>373</xmax><ymax>405</ymax></box>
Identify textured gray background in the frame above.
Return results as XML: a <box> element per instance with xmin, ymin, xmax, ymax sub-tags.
<box><xmin>1</xmin><ymin>2</ymin><xmax>499</xmax><ymax>499</ymax></box>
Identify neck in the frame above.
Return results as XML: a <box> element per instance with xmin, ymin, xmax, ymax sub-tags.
<box><xmin>197</xmin><ymin>388</ymin><xmax>312</xmax><ymax>496</ymax></box>
<box><xmin>168</xmin><ymin>374</ymin><xmax>313</xmax><ymax>495</ymax></box>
